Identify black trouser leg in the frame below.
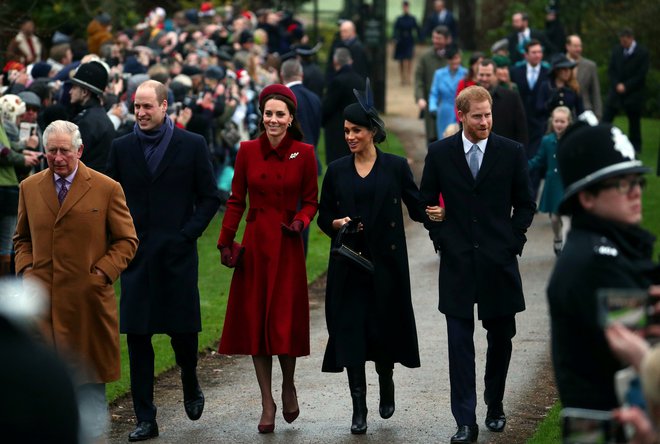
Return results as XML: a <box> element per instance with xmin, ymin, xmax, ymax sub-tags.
<box><xmin>627</xmin><ymin>109</ymin><xmax>642</xmax><ymax>152</ymax></box>
<box><xmin>602</xmin><ymin>99</ymin><xmax>617</xmax><ymax>123</ymax></box>
<box><xmin>482</xmin><ymin>316</ymin><xmax>516</xmax><ymax>413</ymax></box>
<box><xmin>170</xmin><ymin>332</ymin><xmax>200</xmax><ymax>399</ymax></box>
<box><xmin>170</xmin><ymin>332</ymin><xmax>198</xmax><ymax>373</ymax></box>
<box><xmin>170</xmin><ymin>332</ymin><xmax>204</xmax><ymax>420</ymax></box>
<box><xmin>346</xmin><ymin>365</ymin><xmax>367</xmax><ymax>434</ymax></box>
<box><xmin>446</xmin><ymin>315</ymin><xmax>477</xmax><ymax>427</ymax></box>
<box><xmin>127</xmin><ymin>334</ymin><xmax>156</xmax><ymax>422</ymax></box>
<box><xmin>375</xmin><ymin>361</ymin><xmax>395</xmax><ymax>419</ymax></box>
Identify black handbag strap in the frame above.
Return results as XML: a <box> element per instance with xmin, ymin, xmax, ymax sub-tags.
<box><xmin>333</xmin><ymin>223</ymin><xmax>349</xmax><ymax>249</ymax></box>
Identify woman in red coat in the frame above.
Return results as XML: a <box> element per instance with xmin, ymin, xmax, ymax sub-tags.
<box><xmin>217</xmin><ymin>84</ymin><xmax>318</xmax><ymax>433</ymax></box>
<box><xmin>454</xmin><ymin>52</ymin><xmax>484</xmax><ymax>121</ymax></box>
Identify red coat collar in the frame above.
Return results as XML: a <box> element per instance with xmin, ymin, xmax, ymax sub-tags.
<box><xmin>259</xmin><ymin>132</ymin><xmax>295</xmax><ymax>160</ymax></box>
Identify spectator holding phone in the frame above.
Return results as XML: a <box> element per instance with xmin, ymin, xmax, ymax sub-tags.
<box><xmin>0</xmin><ymin>96</ymin><xmax>40</xmax><ymax>277</ymax></box>
<box><xmin>605</xmin><ymin>309</ymin><xmax>660</xmax><ymax>444</ymax></box>
<box><xmin>548</xmin><ymin>120</ymin><xmax>658</xmax><ymax>411</ymax></box>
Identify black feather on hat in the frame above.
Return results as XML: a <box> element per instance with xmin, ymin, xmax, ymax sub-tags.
<box><xmin>343</xmin><ymin>78</ymin><xmax>386</xmax><ymax>143</ymax></box>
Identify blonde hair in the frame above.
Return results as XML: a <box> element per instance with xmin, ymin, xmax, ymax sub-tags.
<box><xmin>547</xmin><ymin>105</ymin><xmax>572</xmax><ymax>134</ymax></box>
<box><xmin>442</xmin><ymin>123</ymin><xmax>460</xmax><ymax>138</ymax></box>
<box><xmin>641</xmin><ymin>345</ymin><xmax>660</xmax><ymax>409</ymax></box>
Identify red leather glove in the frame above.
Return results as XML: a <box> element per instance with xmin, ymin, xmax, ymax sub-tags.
<box><xmin>219</xmin><ymin>241</ymin><xmax>245</xmax><ymax>268</ymax></box>
<box><xmin>281</xmin><ymin>220</ymin><xmax>304</xmax><ymax>236</ymax></box>
<box><xmin>220</xmin><ymin>246</ymin><xmax>234</xmax><ymax>268</ymax></box>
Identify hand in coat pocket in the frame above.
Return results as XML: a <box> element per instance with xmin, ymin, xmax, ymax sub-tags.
<box><xmin>510</xmin><ymin>232</ymin><xmax>527</xmax><ymax>256</ymax></box>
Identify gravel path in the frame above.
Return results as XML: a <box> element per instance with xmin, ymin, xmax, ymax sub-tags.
<box><xmin>108</xmin><ymin>46</ymin><xmax>558</xmax><ymax>444</ymax></box>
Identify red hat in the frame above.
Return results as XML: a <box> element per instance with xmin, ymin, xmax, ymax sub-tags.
<box><xmin>3</xmin><ymin>61</ymin><xmax>25</xmax><ymax>73</ymax></box>
<box><xmin>199</xmin><ymin>2</ymin><xmax>215</xmax><ymax>16</ymax></box>
<box><xmin>259</xmin><ymin>84</ymin><xmax>297</xmax><ymax>109</ymax></box>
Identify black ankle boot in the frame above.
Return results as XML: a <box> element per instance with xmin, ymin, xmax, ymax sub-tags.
<box><xmin>347</xmin><ymin>366</ymin><xmax>367</xmax><ymax>434</ymax></box>
<box><xmin>375</xmin><ymin>362</ymin><xmax>395</xmax><ymax>419</ymax></box>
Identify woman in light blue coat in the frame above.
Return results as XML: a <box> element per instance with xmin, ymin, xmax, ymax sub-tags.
<box><xmin>428</xmin><ymin>46</ymin><xmax>467</xmax><ymax>139</ymax></box>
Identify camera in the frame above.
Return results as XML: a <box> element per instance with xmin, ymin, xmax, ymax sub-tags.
<box><xmin>183</xmin><ymin>96</ymin><xmax>195</xmax><ymax>108</ymax></box>
<box><xmin>597</xmin><ymin>288</ymin><xmax>660</xmax><ymax>334</ymax></box>
<box><xmin>561</xmin><ymin>407</ymin><xmax>624</xmax><ymax>443</ymax></box>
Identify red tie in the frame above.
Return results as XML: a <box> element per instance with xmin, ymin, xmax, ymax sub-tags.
<box><xmin>25</xmin><ymin>36</ymin><xmax>37</xmax><ymax>63</ymax></box>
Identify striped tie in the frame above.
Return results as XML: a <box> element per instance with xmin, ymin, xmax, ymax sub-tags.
<box><xmin>468</xmin><ymin>145</ymin><xmax>480</xmax><ymax>179</ymax></box>
<box><xmin>57</xmin><ymin>178</ymin><xmax>69</xmax><ymax>205</ymax></box>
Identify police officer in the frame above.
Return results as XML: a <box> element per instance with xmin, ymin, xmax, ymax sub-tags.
<box><xmin>548</xmin><ymin>121</ymin><xmax>658</xmax><ymax>411</ymax></box>
<box><xmin>69</xmin><ymin>60</ymin><xmax>115</xmax><ymax>173</ymax></box>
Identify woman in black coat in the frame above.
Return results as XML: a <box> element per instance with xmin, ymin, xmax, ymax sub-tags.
<box><xmin>317</xmin><ymin>93</ymin><xmax>443</xmax><ymax>434</ymax></box>
<box><xmin>542</xmin><ymin>53</ymin><xmax>584</xmax><ymax>118</ymax></box>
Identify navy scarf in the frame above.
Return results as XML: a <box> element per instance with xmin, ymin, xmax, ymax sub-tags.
<box><xmin>134</xmin><ymin>115</ymin><xmax>174</xmax><ymax>173</ymax></box>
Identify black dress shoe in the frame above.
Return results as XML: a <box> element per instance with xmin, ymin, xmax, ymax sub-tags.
<box><xmin>182</xmin><ymin>371</ymin><xmax>205</xmax><ymax>420</ymax></box>
<box><xmin>128</xmin><ymin>420</ymin><xmax>159</xmax><ymax>442</ymax></box>
<box><xmin>184</xmin><ymin>392</ymin><xmax>205</xmax><ymax>421</ymax></box>
<box><xmin>450</xmin><ymin>424</ymin><xmax>478</xmax><ymax>443</ymax></box>
<box><xmin>485</xmin><ymin>409</ymin><xmax>506</xmax><ymax>432</ymax></box>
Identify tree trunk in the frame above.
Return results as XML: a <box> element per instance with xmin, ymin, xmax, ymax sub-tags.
<box><xmin>423</xmin><ymin>0</ymin><xmax>435</xmax><ymax>28</ymax></box>
<box><xmin>457</xmin><ymin>0</ymin><xmax>476</xmax><ymax>50</ymax></box>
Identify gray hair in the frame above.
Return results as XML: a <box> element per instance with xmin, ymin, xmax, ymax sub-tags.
<box><xmin>333</xmin><ymin>47</ymin><xmax>352</xmax><ymax>67</ymax></box>
<box><xmin>43</xmin><ymin>120</ymin><xmax>83</xmax><ymax>152</ymax></box>
<box><xmin>280</xmin><ymin>59</ymin><xmax>303</xmax><ymax>82</ymax></box>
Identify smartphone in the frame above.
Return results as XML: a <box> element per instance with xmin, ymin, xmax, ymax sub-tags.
<box><xmin>561</xmin><ymin>408</ymin><xmax>625</xmax><ymax>444</ymax></box>
<box><xmin>597</xmin><ymin>288</ymin><xmax>655</xmax><ymax>330</ymax></box>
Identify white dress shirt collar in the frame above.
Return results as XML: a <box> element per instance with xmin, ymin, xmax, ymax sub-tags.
<box><xmin>461</xmin><ymin>132</ymin><xmax>487</xmax><ymax>154</ymax></box>
<box><xmin>54</xmin><ymin>165</ymin><xmax>78</xmax><ymax>185</ymax></box>
<box><xmin>518</xmin><ymin>28</ymin><xmax>530</xmax><ymax>43</ymax></box>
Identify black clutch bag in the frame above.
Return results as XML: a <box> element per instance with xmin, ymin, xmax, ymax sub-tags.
<box><xmin>330</xmin><ymin>222</ymin><xmax>374</xmax><ymax>273</ymax></box>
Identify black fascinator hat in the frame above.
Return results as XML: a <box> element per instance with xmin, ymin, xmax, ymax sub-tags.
<box><xmin>343</xmin><ymin>78</ymin><xmax>386</xmax><ymax>143</ymax></box>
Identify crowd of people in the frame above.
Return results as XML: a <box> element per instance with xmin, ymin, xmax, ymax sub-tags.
<box><xmin>413</xmin><ymin>4</ymin><xmax>650</xmax><ymax>257</ymax></box>
<box><xmin>0</xmin><ymin>1</ymin><xmax>657</xmax><ymax>444</ymax></box>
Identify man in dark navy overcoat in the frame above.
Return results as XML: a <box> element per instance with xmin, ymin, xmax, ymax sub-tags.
<box><xmin>107</xmin><ymin>80</ymin><xmax>220</xmax><ymax>442</ymax></box>
<box><xmin>420</xmin><ymin>86</ymin><xmax>535</xmax><ymax>443</ymax></box>
<box><xmin>602</xmin><ymin>27</ymin><xmax>650</xmax><ymax>152</ymax></box>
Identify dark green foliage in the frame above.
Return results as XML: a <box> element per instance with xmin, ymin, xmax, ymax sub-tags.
<box><xmin>479</xmin><ymin>0</ymin><xmax>660</xmax><ymax>117</ymax></box>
